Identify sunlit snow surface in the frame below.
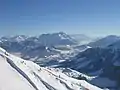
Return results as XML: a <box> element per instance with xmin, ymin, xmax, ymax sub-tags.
<box><xmin>0</xmin><ymin>47</ymin><xmax>102</xmax><ymax>90</ymax></box>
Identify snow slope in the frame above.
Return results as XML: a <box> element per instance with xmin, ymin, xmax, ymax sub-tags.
<box><xmin>0</xmin><ymin>47</ymin><xmax>102</xmax><ymax>90</ymax></box>
<box><xmin>0</xmin><ymin>54</ymin><xmax>35</xmax><ymax>90</ymax></box>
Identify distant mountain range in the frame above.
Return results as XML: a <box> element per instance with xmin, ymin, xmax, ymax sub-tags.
<box><xmin>0</xmin><ymin>32</ymin><xmax>95</xmax><ymax>61</ymax></box>
<box><xmin>1</xmin><ymin>33</ymin><xmax>120</xmax><ymax>62</ymax></box>
<box><xmin>0</xmin><ymin>32</ymin><xmax>77</xmax><ymax>46</ymax></box>
<box><xmin>0</xmin><ymin>32</ymin><xmax>77</xmax><ymax>59</ymax></box>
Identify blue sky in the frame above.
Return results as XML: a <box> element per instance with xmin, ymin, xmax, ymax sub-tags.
<box><xmin>0</xmin><ymin>0</ymin><xmax>120</xmax><ymax>36</ymax></box>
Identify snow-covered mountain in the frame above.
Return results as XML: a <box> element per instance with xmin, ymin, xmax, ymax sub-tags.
<box><xmin>0</xmin><ymin>36</ymin><xmax>58</xmax><ymax>59</ymax></box>
<box><xmin>59</xmin><ymin>47</ymin><xmax>120</xmax><ymax>89</ymax></box>
<box><xmin>0</xmin><ymin>32</ymin><xmax>78</xmax><ymax>60</ymax></box>
<box><xmin>0</xmin><ymin>35</ymin><xmax>28</xmax><ymax>42</ymax></box>
<box><xmin>38</xmin><ymin>32</ymin><xmax>77</xmax><ymax>46</ymax></box>
<box><xmin>0</xmin><ymin>47</ymin><xmax>102</xmax><ymax>90</ymax></box>
<box><xmin>88</xmin><ymin>35</ymin><xmax>120</xmax><ymax>48</ymax></box>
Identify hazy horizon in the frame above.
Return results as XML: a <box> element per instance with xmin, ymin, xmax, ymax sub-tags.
<box><xmin>1</xmin><ymin>0</ymin><xmax>120</xmax><ymax>37</ymax></box>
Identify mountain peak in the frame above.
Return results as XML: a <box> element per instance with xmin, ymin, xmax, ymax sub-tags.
<box><xmin>38</xmin><ymin>32</ymin><xmax>77</xmax><ymax>46</ymax></box>
<box><xmin>58</xmin><ymin>31</ymin><xmax>66</xmax><ymax>35</ymax></box>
